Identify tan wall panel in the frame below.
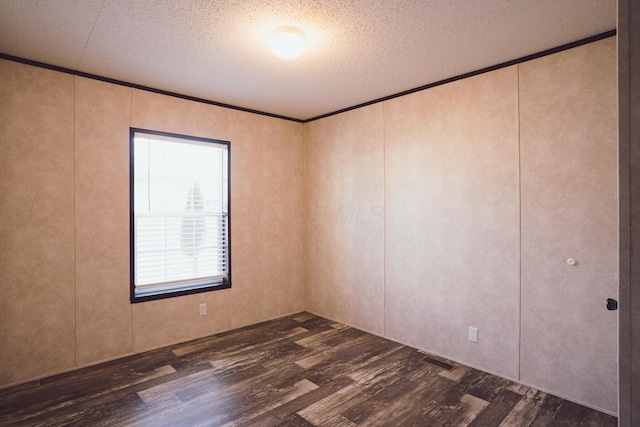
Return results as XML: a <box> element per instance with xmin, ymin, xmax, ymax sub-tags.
<box><xmin>0</xmin><ymin>60</ymin><xmax>309</xmax><ymax>386</ymax></box>
<box><xmin>132</xmin><ymin>291</ymin><xmax>230</xmax><ymax>352</ymax></box>
<box><xmin>519</xmin><ymin>38</ymin><xmax>617</xmax><ymax>413</ymax></box>
<box><xmin>75</xmin><ymin>77</ymin><xmax>134</xmax><ymax>366</ymax></box>
<box><xmin>384</xmin><ymin>66</ymin><xmax>520</xmax><ymax>379</ymax></box>
<box><xmin>304</xmin><ymin>104</ymin><xmax>385</xmax><ymax>334</ymax></box>
<box><xmin>131</xmin><ymin>89</ymin><xmax>228</xmax><ymax>141</ymax></box>
<box><xmin>228</xmin><ymin>110</ymin><xmax>305</xmax><ymax>329</ymax></box>
<box><xmin>0</xmin><ymin>60</ymin><xmax>76</xmax><ymax>385</ymax></box>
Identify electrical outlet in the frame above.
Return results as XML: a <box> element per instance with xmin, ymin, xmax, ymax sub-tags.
<box><xmin>469</xmin><ymin>327</ymin><xmax>478</xmax><ymax>343</ymax></box>
<box><xmin>199</xmin><ymin>303</ymin><xmax>207</xmax><ymax>316</ymax></box>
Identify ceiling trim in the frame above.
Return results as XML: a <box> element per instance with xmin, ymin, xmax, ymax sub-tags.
<box><xmin>0</xmin><ymin>52</ymin><xmax>304</xmax><ymax>123</ymax></box>
<box><xmin>303</xmin><ymin>29</ymin><xmax>617</xmax><ymax>123</ymax></box>
<box><xmin>0</xmin><ymin>29</ymin><xmax>615</xmax><ymax>124</ymax></box>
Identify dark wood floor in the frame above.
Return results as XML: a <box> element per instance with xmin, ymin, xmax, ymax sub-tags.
<box><xmin>0</xmin><ymin>313</ymin><xmax>616</xmax><ymax>426</ymax></box>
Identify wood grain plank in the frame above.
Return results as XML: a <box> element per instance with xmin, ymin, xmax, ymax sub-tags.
<box><xmin>467</xmin><ymin>389</ymin><xmax>523</xmax><ymax>427</ymax></box>
<box><xmin>271</xmin><ymin>377</ymin><xmax>354</xmax><ymax>419</ymax></box>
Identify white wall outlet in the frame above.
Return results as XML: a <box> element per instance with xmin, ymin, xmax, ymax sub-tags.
<box><xmin>199</xmin><ymin>303</ymin><xmax>207</xmax><ymax>316</ymax></box>
<box><xmin>469</xmin><ymin>326</ymin><xmax>478</xmax><ymax>343</ymax></box>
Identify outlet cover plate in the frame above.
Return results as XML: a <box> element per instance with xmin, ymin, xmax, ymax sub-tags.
<box><xmin>469</xmin><ymin>327</ymin><xmax>478</xmax><ymax>343</ymax></box>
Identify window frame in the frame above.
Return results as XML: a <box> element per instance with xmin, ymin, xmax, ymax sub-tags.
<box><xmin>129</xmin><ymin>127</ymin><xmax>231</xmax><ymax>303</ymax></box>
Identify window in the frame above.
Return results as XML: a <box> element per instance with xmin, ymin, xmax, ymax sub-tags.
<box><xmin>130</xmin><ymin>128</ymin><xmax>230</xmax><ymax>302</ymax></box>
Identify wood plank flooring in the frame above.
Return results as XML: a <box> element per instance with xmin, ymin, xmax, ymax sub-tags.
<box><xmin>0</xmin><ymin>313</ymin><xmax>617</xmax><ymax>426</ymax></box>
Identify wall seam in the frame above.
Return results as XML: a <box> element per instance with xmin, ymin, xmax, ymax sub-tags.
<box><xmin>227</xmin><ymin>108</ymin><xmax>231</xmax><ymax>331</ymax></box>
<box><xmin>73</xmin><ymin>76</ymin><xmax>78</xmax><ymax>368</ymax></box>
<box><xmin>382</xmin><ymin>102</ymin><xmax>387</xmax><ymax>337</ymax></box>
<box><xmin>302</xmin><ymin>122</ymin><xmax>308</xmax><ymax>311</ymax></box>
<box><xmin>129</xmin><ymin>88</ymin><xmax>136</xmax><ymax>353</ymax></box>
<box><xmin>516</xmin><ymin>64</ymin><xmax>522</xmax><ymax>382</ymax></box>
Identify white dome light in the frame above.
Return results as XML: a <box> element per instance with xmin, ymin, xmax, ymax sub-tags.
<box><xmin>270</xmin><ymin>27</ymin><xmax>306</xmax><ymax>60</ymax></box>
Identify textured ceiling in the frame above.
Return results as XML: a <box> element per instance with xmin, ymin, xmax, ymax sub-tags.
<box><xmin>0</xmin><ymin>0</ymin><xmax>616</xmax><ymax>120</ymax></box>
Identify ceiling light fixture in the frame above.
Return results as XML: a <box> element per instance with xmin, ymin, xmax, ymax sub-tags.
<box><xmin>269</xmin><ymin>26</ymin><xmax>306</xmax><ymax>60</ymax></box>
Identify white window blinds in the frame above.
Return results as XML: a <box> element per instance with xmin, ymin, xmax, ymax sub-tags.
<box><xmin>131</xmin><ymin>130</ymin><xmax>230</xmax><ymax>301</ymax></box>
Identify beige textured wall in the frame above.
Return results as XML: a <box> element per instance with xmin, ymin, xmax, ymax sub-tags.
<box><xmin>229</xmin><ymin>110</ymin><xmax>305</xmax><ymax>329</ymax></box>
<box><xmin>305</xmin><ymin>105</ymin><xmax>385</xmax><ymax>334</ymax></box>
<box><xmin>519</xmin><ymin>37</ymin><xmax>618</xmax><ymax>413</ymax></box>
<box><xmin>303</xmin><ymin>39</ymin><xmax>617</xmax><ymax>413</ymax></box>
<box><xmin>0</xmin><ymin>60</ymin><xmax>305</xmax><ymax>387</ymax></box>
<box><xmin>384</xmin><ymin>66</ymin><xmax>520</xmax><ymax>380</ymax></box>
<box><xmin>75</xmin><ymin>77</ymin><xmax>133</xmax><ymax>364</ymax></box>
<box><xmin>0</xmin><ymin>61</ymin><xmax>76</xmax><ymax>385</ymax></box>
